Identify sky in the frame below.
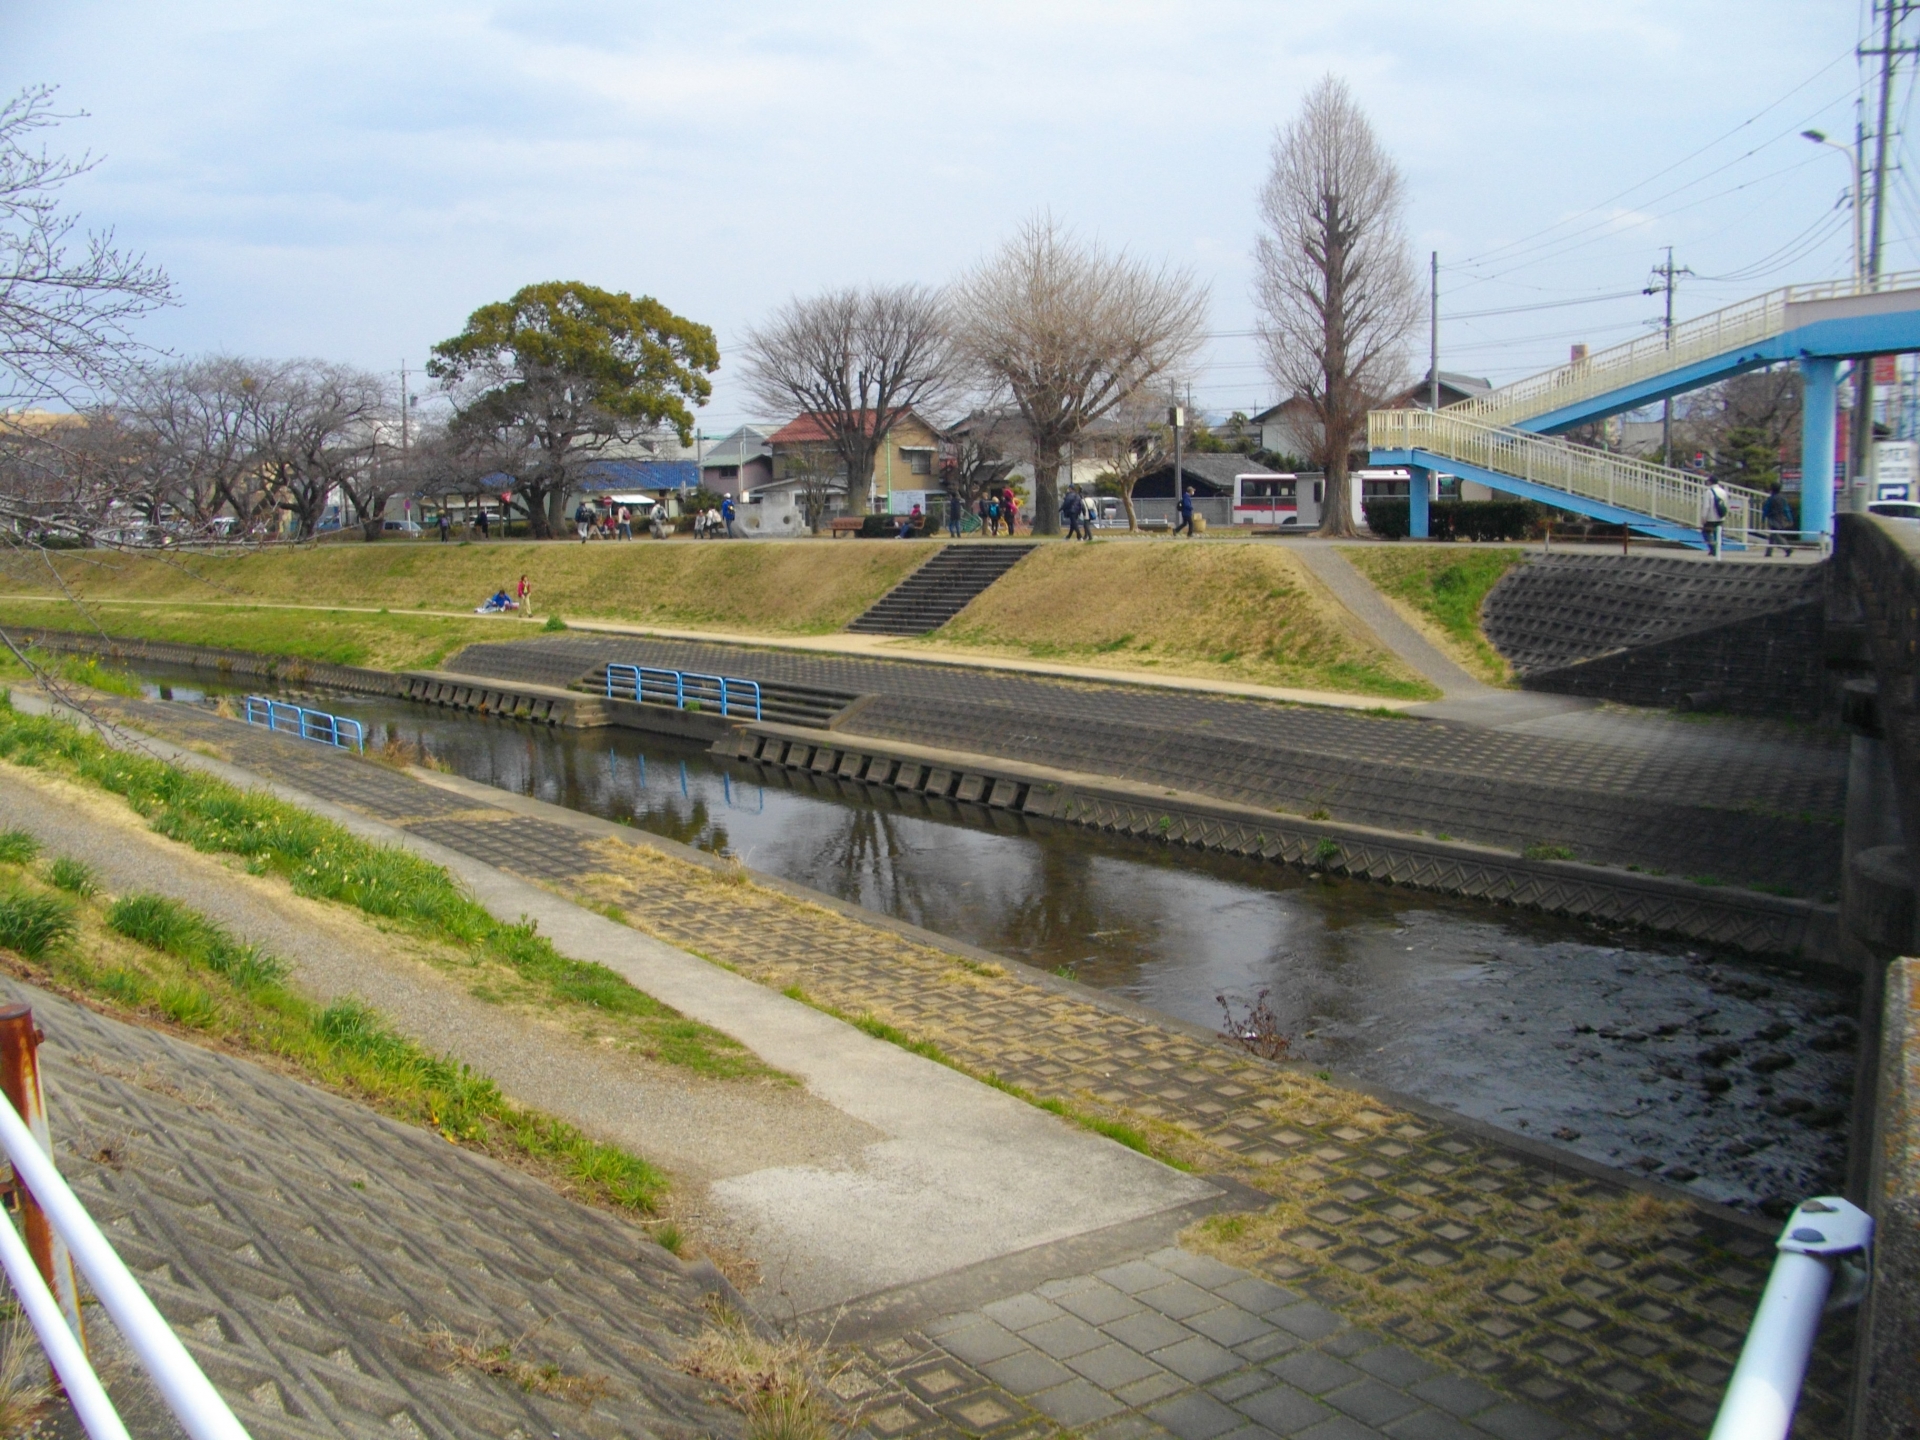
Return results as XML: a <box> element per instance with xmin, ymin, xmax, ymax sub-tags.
<box><xmin>0</xmin><ymin>1</ymin><xmax>1895</xmax><ymax>433</ymax></box>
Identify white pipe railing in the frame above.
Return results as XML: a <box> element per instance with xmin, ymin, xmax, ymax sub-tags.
<box><xmin>0</xmin><ymin>1096</ymin><xmax>252</xmax><ymax>1440</ymax></box>
<box><xmin>1447</xmin><ymin>269</ymin><xmax>1920</xmax><ymax>430</ymax></box>
<box><xmin>1709</xmin><ymin>1196</ymin><xmax>1872</xmax><ymax>1440</ymax></box>
<box><xmin>0</xmin><ymin>1198</ymin><xmax>127</xmax><ymax>1440</ymax></box>
<box><xmin>1369</xmin><ymin>408</ymin><xmax>1768</xmax><ymax>544</ymax></box>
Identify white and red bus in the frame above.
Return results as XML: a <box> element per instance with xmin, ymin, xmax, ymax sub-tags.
<box><xmin>1232</xmin><ymin>473</ymin><xmax>1303</xmax><ymax>526</ymax></box>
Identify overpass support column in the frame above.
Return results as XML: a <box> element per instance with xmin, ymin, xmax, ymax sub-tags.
<box><xmin>1801</xmin><ymin>357</ymin><xmax>1839</xmax><ymax>545</ymax></box>
<box><xmin>1408</xmin><ymin>465</ymin><xmax>1432</xmax><ymax>540</ymax></box>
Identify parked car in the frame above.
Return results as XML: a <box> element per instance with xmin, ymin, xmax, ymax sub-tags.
<box><xmin>1868</xmin><ymin>500</ymin><xmax>1920</xmax><ymax>521</ymax></box>
<box><xmin>382</xmin><ymin>518</ymin><xmax>424</xmax><ymax>536</ymax></box>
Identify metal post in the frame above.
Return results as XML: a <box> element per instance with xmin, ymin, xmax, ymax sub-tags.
<box><xmin>0</xmin><ymin>1005</ymin><xmax>85</xmax><ymax>1348</ymax></box>
<box><xmin>1408</xmin><ymin>465</ymin><xmax>1430</xmax><ymax>540</ymax></box>
<box><xmin>1801</xmin><ymin>357</ymin><xmax>1840</xmax><ymax>543</ymax></box>
<box><xmin>1429</xmin><ymin>251</ymin><xmax>1439</xmax><ymax>415</ymax></box>
<box><xmin>1708</xmin><ymin>1196</ymin><xmax>1871</xmax><ymax>1440</ymax></box>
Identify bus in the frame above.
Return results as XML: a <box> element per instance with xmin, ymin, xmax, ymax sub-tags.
<box><xmin>1233</xmin><ymin>473</ymin><xmax>1304</xmax><ymax>527</ymax></box>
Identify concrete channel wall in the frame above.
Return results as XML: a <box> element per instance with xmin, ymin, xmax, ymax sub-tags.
<box><xmin>716</xmin><ymin>722</ymin><xmax>1840</xmax><ymax>965</ymax></box>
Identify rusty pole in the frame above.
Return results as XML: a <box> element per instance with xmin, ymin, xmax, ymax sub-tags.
<box><xmin>0</xmin><ymin>1005</ymin><xmax>85</xmax><ymax>1349</ymax></box>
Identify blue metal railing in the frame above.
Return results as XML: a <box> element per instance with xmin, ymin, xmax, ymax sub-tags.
<box><xmin>243</xmin><ymin>695</ymin><xmax>365</xmax><ymax>752</ymax></box>
<box><xmin>603</xmin><ymin>664</ymin><xmax>762</xmax><ymax>721</ymax></box>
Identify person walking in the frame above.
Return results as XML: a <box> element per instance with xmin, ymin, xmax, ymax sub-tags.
<box><xmin>575</xmin><ymin>501</ymin><xmax>595</xmax><ymax>542</ymax></box>
<box><xmin>1699</xmin><ymin>478</ymin><xmax>1729</xmax><ymax>558</ymax></box>
<box><xmin>1002</xmin><ymin>487</ymin><xmax>1019</xmax><ymax>536</ymax></box>
<box><xmin>437</xmin><ymin>511</ymin><xmax>450</xmax><ymax>543</ymax></box>
<box><xmin>1760</xmin><ymin>482</ymin><xmax>1794</xmax><ymax>557</ymax></box>
<box><xmin>515</xmin><ymin>573</ymin><xmax>531</xmax><ymax>618</ymax></box>
<box><xmin>477</xmin><ymin>507</ymin><xmax>490</xmax><ymax>540</ymax></box>
<box><xmin>945</xmin><ymin>487</ymin><xmax>962</xmax><ymax>538</ymax></box>
<box><xmin>984</xmin><ymin>495</ymin><xmax>1001</xmax><ymax>536</ymax></box>
<box><xmin>1175</xmin><ymin>486</ymin><xmax>1196</xmax><ymax>538</ymax></box>
<box><xmin>617</xmin><ymin>504</ymin><xmax>633</xmax><ymax>540</ymax></box>
<box><xmin>721</xmin><ymin>494</ymin><xmax>740</xmax><ymax>538</ymax></box>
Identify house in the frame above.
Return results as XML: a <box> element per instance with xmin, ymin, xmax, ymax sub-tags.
<box><xmin>1382</xmin><ymin>369</ymin><xmax>1493</xmax><ymax>411</ymax></box>
<box><xmin>765</xmin><ymin>410</ymin><xmax>944</xmax><ymax>513</ymax></box>
<box><xmin>698</xmin><ymin>426</ymin><xmax>773</xmax><ymax>500</ymax></box>
<box><xmin>1253</xmin><ymin>371</ymin><xmax>1494</xmax><ymax>463</ymax></box>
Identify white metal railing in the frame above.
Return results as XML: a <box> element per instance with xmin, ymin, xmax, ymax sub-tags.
<box><xmin>602</xmin><ymin>665</ymin><xmax>763</xmax><ymax>721</ymax></box>
<box><xmin>1447</xmin><ymin>269</ymin><xmax>1920</xmax><ymax>430</ymax></box>
<box><xmin>0</xmin><ymin>1072</ymin><xmax>252</xmax><ymax>1440</ymax></box>
<box><xmin>1369</xmin><ymin>408</ymin><xmax>1768</xmax><ymax>543</ymax></box>
<box><xmin>241</xmin><ymin>696</ymin><xmax>364</xmax><ymax>752</ymax></box>
<box><xmin>1709</xmin><ymin>1196</ymin><xmax>1872</xmax><ymax>1440</ymax></box>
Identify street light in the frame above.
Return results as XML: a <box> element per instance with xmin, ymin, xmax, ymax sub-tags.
<box><xmin>1802</xmin><ymin>129</ymin><xmax>1863</xmax><ymax>285</ymax></box>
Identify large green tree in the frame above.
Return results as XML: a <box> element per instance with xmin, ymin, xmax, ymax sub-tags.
<box><xmin>428</xmin><ymin>281</ymin><xmax>718</xmax><ymax>537</ymax></box>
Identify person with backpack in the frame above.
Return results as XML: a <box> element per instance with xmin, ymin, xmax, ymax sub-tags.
<box><xmin>985</xmin><ymin>494</ymin><xmax>1001</xmax><ymax>536</ymax></box>
<box><xmin>575</xmin><ymin>501</ymin><xmax>595</xmax><ymax>542</ymax></box>
<box><xmin>1699</xmin><ymin>478</ymin><xmax>1730</xmax><ymax>558</ymax></box>
<box><xmin>1760</xmin><ymin>482</ymin><xmax>1795</xmax><ymax>557</ymax></box>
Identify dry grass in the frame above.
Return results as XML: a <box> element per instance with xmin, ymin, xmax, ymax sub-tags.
<box><xmin>423</xmin><ymin>1323</ymin><xmax>613</xmax><ymax>1404</ymax></box>
<box><xmin>912</xmin><ymin>541</ymin><xmax>1437</xmax><ymax>699</ymax></box>
<box><xmin>681</xmin><ymin>1301</ymin><xmax>846</xmax><ymax>1440</ymax></box>
<box><xmin>0</xmin><ymin>1322</ymin><xmax>50</xmax><ymax>1439</ymax></box>
<box><xmin>1</xmin><ymin>538</ymin><xmax>931</xmax><ymax>636</ymax></box>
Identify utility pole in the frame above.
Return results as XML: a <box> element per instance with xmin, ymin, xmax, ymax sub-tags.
<box><xmin>1429</xmin><ymin>251</ymin><xmax>1439</xmax><ymax>413</ymax></box>
<box><xmin>399</xmin><ymin>360</ymin><xmax>410</xmax><ymax>522</ymax></box>
<box><xmin>1854</xmin><ymin>2</ymin><xmax>1919</xmax><ymax>505</ymax></box>
<box><xmin>1645</xmin><ymin>248</ymin><xmax>1693</xmax><ymax>466</ymax></box>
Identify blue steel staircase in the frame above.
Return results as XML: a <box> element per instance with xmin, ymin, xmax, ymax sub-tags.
<box><xmin>1369</xmin><ymin>270</ymin><xmax>1920</xmax><ymax>546</ymax></box>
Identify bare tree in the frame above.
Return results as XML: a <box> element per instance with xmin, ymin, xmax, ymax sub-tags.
<box><xmin>950</xmin><ymin>215</ymin><xmax>1207</xmax><ymax>536</ymax></box>
<box><xmin>937</xmin><ymin>411</ymin><xmax>1017</xmax><ymax>516</ymax></box>
<box><xmin>742</xmin><ymin>285</ymin><xmax>956</xmax><ymax>517</ymax></box>
<box><xmin>784</xmin><ymin>442</ymin><xmax>842</xmax><ymax>535</ymax></box>
<box><xmin>0</xmin><ymin>86</ymin><xmax>173</xmax><ymax>408</ymax></box>
<box><xmin>252</xmin><ymin>361</ymin><xmax>389</xmax><ymax>539</ymax></box>
<box><xmin>1089</xmin><ymin>395</ymin><xmax>1175</xmax><ymax>533</ymax></box>
<box><xmin>1255</xmin><ymin>76</ymin><xmax>1420</xmax><ymax>537</ymax></box>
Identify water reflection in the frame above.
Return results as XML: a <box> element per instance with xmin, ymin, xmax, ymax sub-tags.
<box><xmin>124</xmin><ymin>665</ymin><xmax>1856</xmax><ymax>1212</ymax></box>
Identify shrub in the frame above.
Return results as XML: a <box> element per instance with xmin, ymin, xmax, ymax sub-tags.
<box><xmin>0</xmin><ymin>831</ymin><xmax>39</xmax><ymax>866</ymax></box>
<box><xmin>47</xmin><ymin>857</ymin><xmax>95</xmax><ymax>896</ymax></box>
<box><xmin>0</xmin><ymin>889</ymin><xmax>74</xmax><ymax>959</ymax></box>
<box><xmin>542</xmin><ymin>615</ymin><xmax>567</xmax><ymax>632</ymax></box>
<box><xmin>1362</xmin><ymin>498</ymin><xmax>1548</xmax><ymax>542</ymax></box>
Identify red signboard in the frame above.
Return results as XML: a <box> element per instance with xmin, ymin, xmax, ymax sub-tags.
<box><xmin>1876</xmin><ymin>355</ymin><xmax>1899</xmax><ymax>385</ymax></box>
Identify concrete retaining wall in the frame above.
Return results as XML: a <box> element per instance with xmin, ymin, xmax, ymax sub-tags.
<box><xmin>1855</xmin><ymin>956</ymin><xmax>1920</xmax><ymax>1438</ymax></box>
<box><xmin>718</xmin><ymin>722</ymin><xmax>1841</xmax><ymax>964</ymax></box>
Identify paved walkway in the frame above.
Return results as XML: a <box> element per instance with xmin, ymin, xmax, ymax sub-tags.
<box><xmin>25</xmin><ymin>689</ymin><xmax>1859</xmax><ymax>1440</ymax></box>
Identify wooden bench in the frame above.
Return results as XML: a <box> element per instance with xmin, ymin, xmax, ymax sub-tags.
<box><xmin>828</xmin><ymin>516</ymin><xmax>865</xmax><ymax>537</ymax></box>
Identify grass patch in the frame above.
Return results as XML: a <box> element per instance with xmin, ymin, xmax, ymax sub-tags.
<box><xmin>909</xmin><ymin>542</ymin><xmax>1437</xmax><ymax>699</ymax></box>
<box><xmin>0</xmin><ymin>888</ymin><xmax>73</xmax><ymax>960</ymax></box>
<box><xmin>682</xmin><ymin>1300</ymin><xmax>845</xmax><ymax>1440</ymax></box>
<box><xmin>0</xmin><ymin>832</ymin><xmax>37</xmax><ymax>866</ymax></box>
<box><xmin>0</xmin><ymin>858</ymin><xmax>670</xmax><ymax>1212</ymax></box>
<box><xmin>0</xmin><ymin>698</ymin><xmax>769</xmax><ymax>1080</ymax></box>
<box><xmin>1338</xmin><ymin>544</ymin><xmax>1525</xmax><ymax>684</ymax></box>
<box><xmin>424</xmin><ymin>1326</ymin><xmax>611</xmax><ymax>1404</ymax></box>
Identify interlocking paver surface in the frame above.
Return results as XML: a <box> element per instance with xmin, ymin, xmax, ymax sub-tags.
<box><xmin>8</xmin><ymin>979</ymin><xmax>742</xmax><ymax>1440</ymax></box>
<box><xmin>74</xmin><ymin>697</ymin><xmax>1858</xmax><ymax>1438</ymax></box>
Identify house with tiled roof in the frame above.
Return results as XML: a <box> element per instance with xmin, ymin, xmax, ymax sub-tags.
<box><xmin>765</xmin><ymin>410</ymin><xmax>943</xmax><ymax>514</ymax></box>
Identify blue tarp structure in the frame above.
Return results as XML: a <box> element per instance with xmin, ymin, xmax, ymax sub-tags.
<box><xmin>582</xmin><ymin>460</ymin><xmax>700</xmax><ymax>492</ymax></box>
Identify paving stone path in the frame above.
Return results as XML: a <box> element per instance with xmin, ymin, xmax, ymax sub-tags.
<box><xmin>442</xmin><ymin>636</ymin><xmax>1846</xmax><ymax>894</ymax></box>
<box><xmin>72</xmin><ymin>695</ymin><xmax>1860</xmax><ymax>1440</ymax></box>
<box><xmin>9</xmin><ymin>979</ymin><xmax>744</xmax><ymax>1440</ymax></box>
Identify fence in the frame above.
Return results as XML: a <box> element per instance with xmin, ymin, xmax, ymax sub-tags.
<box><xmin>1368</xmin><ymin>408</ymin><xmax>1768</xmax><ymax>545</ymax></box>
<box><xmin>602</xmin><ymin>665</ymin><xmax>762</xmax><ymax>721</ymax></box>
<box><xmin>241</xmin><ymin>696</ymin><xmax>364</xmax><ymax>752</ymax></box>
<box><xmin>0</xmin><ymin>1005</ymin><xmax>253</xmax><ymax>1440</ymax></box>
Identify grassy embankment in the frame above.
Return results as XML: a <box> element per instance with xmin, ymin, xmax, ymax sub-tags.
<box><xmin>1337</xmin><ymin>545</ymin><xmax>1527</xmax><ymax>685</ymax></box>
<box><xmin>2</xmin><ymin>539</ymin><xmax>929</xmax><ymax>634</ymax></box>
<box><xmin>0</xmin><ymin>697</ymin><xmax>785</xmax><ymax>1212</ymax></box>
<box><xmin>917</xmin><ymin>541</ymin><xmax>1439</xmax><ymax>700</ymax></box>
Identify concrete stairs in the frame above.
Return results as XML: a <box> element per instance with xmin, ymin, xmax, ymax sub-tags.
<box><xmin>847</xmin><ymin>544</ymin><xmax>1035</xmax><ymax>636</ymax></box>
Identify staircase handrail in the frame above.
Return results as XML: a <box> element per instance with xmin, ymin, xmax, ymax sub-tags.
<box><xmin>1369</xmin><ymin>408</ymin><xmax>1768</xmax><ymax>540</ymax></box>
<box><xmin>1447</xmin><ymin>269</ymin><xmax>1920</xmax><ymax>429</ymax></box>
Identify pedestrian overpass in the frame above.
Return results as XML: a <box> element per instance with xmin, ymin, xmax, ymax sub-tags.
<box><xmin>1368</xmin><ymin>271</ymin><xmax>1920</xmax><ymax>546</ymax></box>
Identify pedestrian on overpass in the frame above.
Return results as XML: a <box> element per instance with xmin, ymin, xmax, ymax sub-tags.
<box><xmin>1699</xmin><ymin>479</ymin><xmax>1729</xmax><ymax>558</ymax></box>
<box><xmin>1760</xmin><ymin>482</ymin><xmax>1795</xmax><ymax>557</ymax></box>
